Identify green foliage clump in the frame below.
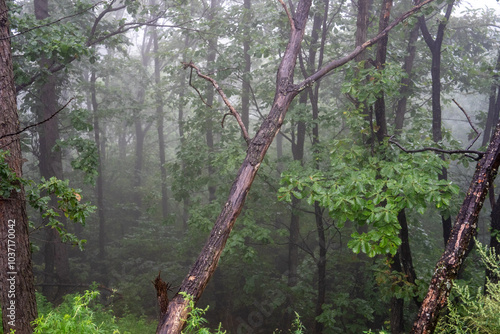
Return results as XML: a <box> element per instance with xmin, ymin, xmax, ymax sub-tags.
<box><xmin>32</xmin><ymin>290</ymin><xmax>119</xmax><ymax>333</ymax></box>
<box><xmin>28</xmin><ymin>177</ymin><xmax>96</xmax><ymax>250</ymax></box>
<box><xmin>30</xmin><ymin>288</ymin><xmax>156</xmax><ymax>334</ymax></box>
<box><xmin>436</xmin><ymin>242</ymin><xmax>500</xmax><ymax>333</ymax></box>
<box><xmin>279</xmin><ymin>141</ymin><xmax>459</xmax><ymax>257</ymax></box>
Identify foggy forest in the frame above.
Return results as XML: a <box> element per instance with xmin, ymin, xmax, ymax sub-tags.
<box><xmin>2</xmin><ymin>0</ymin><xmax>500</xmax><ymax>332</ymax></box>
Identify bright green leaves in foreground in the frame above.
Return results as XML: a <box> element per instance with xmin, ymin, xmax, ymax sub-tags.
<box><xmin>278</xmin><ymin>140</ymin><xmax>459</xmax><ymax>257</ymax></box>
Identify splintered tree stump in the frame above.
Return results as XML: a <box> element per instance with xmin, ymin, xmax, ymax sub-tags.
<box><xmin>153</xmin><ymin>272</ymin><xmax>170</xmax><ymax>317</ymax></box>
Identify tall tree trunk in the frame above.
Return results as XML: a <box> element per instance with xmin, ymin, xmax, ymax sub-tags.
<box><xmin>179</xmin><ymin>34</ymin><xmax>190</xmax><ymax>226</ymax></box>
<box><xmin>394</xmin><ymin>24</ymin><xmax>419</xmax><ymax>133</ymax></box>
<box><xmin>153</xmin><ymin>27</ymin><xmax>169</xmax><ymax>220</ymax></box>
<box><xmin>373</xmin><ymin>0</ymin><xmax>392</xmax><ymax>144</ymax></box>
<box><xmin>412</xmin><ymin>120</ymin><xmax>500</xmax><ymax>334</ymax></box>
<box><xmin>0</xmin><ymin>1</ymin><xmax>38</xmax><ymax>331</ymax></box>
<box><xmin>133</xmin><ymin>32</ymin><xmax>153</xmax><ymax>214</ymax></box>
<box><xmin>90</xmin><ymin>70</ymin><xmax>107</xmax><ymax>285</ymax></box>
<box><xmin>205</xmin><ymin>0</ymin><xmax>219</xmax><ymax>203</ymax></box>
<box><xmin>418</xmin><ymin>0</ymin><xmax>455</xmax><ymax>246</ymax></box>
<box><xmin>34</xmin><ymin>0</ymin><xmax>71</xmax><ymax>302</ymax></box>
<box><xmin>284</xmin><ymin>93</ymin><xmax>306</xmax><ymax>328</ymax></box>
<box><xmin>241</xmin><ymin>0</ymin><xmax>251</xmax><ymax>130</ymax></box>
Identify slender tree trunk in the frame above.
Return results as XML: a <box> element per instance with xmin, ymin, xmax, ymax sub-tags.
<box><xmin>133</xmin><ymin>32</ymin><xmax>153</xmax><ymax>213</ymax></box>
<box><xmin>153</xmin><ymin>27</ymin><xmax>169</xmax><ymax>220</ymax></box>
<box><xmin>241</xmin><ymin>0</ymin><xmax>251</xmax><ymax>130</ymax></box>
<box><xmin>179</xmin><ymin>35</ymin><xmax>190</xmax><ymax>226</ymax></box>
<box><xmin>205</xmin><ymin>0</ymin><xmax>219</xmax><ymax>203</ymax></box>
<box><xmin>412</xmin><ymin>120</ymin><xmax>500</xmax><ymax>333</ymax></box>
<box><xmin>0</xmin><ymin>1</ymin><xmax>38</xmax><ymax>331</ymax></box>
<box><xmin>418</xmin><ymin>0</ymin><xmax>455</xmax><ymax>246</ymax></box>
<box><xmin>373</xmin><ymin>0</ymin><xmax>392</xmax><ymax>144</ymax></box>
<box><xmin>389</xmin><ymin>250</ymin><xmax>405</xmax><ymax>334</ymax></box>
<box><xmin>90</xmin><ymin>70</ymin><xmax>108</xmax><ymax>286</ymax></box>
<box><xmin>284</xmin><ymin>92</ymin><xmax>306</xmax><ymax>328</ymax></box>
<box><xmin>395</xmin><ymin>24</ymin><xmax>419</xmax><ymax>133</ymax></box>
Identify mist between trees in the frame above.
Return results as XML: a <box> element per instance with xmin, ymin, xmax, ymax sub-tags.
<box><xmin>2</xmin><ymin>0</ymin><xmax>500</xmax><ymax>333</ymax></box>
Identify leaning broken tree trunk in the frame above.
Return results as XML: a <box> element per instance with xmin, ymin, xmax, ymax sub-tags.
<box><xmin>156</xmin><ymin>0</ymin><xmax>437</xmax><ymax>332</ymax></box>
<box><xmin>411</xmin><ymin>120</ymin><xmax>500</xmax><ymax>333</ymax></box>
<box><xmin>156</xmin><ymin>1</ymin><xmax>312</xmax><ymax>332</ymax></box>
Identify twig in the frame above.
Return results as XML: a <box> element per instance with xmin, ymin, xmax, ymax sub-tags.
<box><xmin>278</xmin><ymin>0</ymin><xmax>295</xmax><ymax>30</ymax></box>
<box><xmin>182</xmin><ymin>61</ymin><xmax>250</xmax><ymax>144</ymax></box>
<box><xmin>452</xmin><ymin>98</ymin><xmax>482</xmax><ymax>150</ymax></box>
<box><xmin>0</xmin><ymin>98</ymin><xmax>73</xmax><ymax>148</ymax></box>
<box><xmin>388</xmin><ymin>136</ymin><xmax>484</xmax><ymax>161</ymax></box>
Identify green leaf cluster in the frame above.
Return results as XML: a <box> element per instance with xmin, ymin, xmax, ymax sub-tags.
<box><xmin>279</xmin><ymin>141</ymin><xmax>459</xmax><ymax>257</ymax></box>
<box><xmin>28</xmin><ymin>177</ymin><xmax>96</xmax><ymax>250</ymax></box>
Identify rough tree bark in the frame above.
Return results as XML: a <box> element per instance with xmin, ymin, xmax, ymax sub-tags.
<box><xmin>411</xmin><ymin>120</ymin><xmax>500</xmax><ymax>333</ymax></box>
<box><xmin>0</xmin><ymin>0</ymin><xmax>38</xmax><ymax>331</ymax></box>
<box><xmin>155</xmin><ymin>0</ymin><xmax>437</xmax><ymax>332</ymax></box>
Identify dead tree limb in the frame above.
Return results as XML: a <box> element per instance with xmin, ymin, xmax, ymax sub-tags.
<box><xmin>388</xmin><ymin>136</ymin><xmax>484</xmax><ymax>160</ymax></box>
<box><xmin>182</xmin><ymin>61</ymin><xmax>250</xmax><ymax>144</ymax></box>
<box><xmin>411</xmin><ymin>120</ymin><xmax>500</xmax><ymax>333</ymax></box>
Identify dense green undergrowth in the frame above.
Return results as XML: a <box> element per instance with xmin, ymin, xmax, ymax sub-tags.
<box><xmin>0</xmin><ymin>288</ymin><xmax>156</xmax><ymax>334</ymax></box>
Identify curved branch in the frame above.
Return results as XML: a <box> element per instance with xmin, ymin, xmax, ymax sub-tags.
<box><xmin>0</xmin><ymin>98</ymin><xmax>73</xmax><ymax>141</ymax></box>
<box><xmin>388</xmin><ymin>136</ymin><xmax>484</xmax><ymax>160</ymax></box>
<box><xmin>182</xmin><ymin>61</ymin><xmax>250</xmax><ymax>144</ymax></box>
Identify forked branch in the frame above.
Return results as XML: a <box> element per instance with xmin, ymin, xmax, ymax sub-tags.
<box><xmin>182</xmin><ymin>61</ymin><xmax>250</xmax><ymax>144</ymax></box>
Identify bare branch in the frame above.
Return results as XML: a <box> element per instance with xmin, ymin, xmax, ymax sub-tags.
<box><xmin>0</xmin><ymin>98</ymin><xmax>74</xmax><ymax>149</ymax></box>
<box><xmin>388</xmin><ymin>136</ymin><xmax>484</xmax><ymax>160</ymax></box>
<box><xmin>182</xmin><ymin>61</ymin><xmax>250</xmax><ymax>144</ymax></box>
<box><xmin>452</xmin><ymin>98</ymin><xmax>481</xmax><ymax>150</ymax></box>
<box><xmin>452</xmin><ymin>98</ymin><xmax>480</xmax><ymax>135</ymax></box>
<box><xmin>278</xmin><ymin>0</ymin><xmax>295</xmax><ymax>30</ymax></box>
<box><xmin>187</xmin><ymin>67</ymin><xmax>210</xmax><ymax>107</ymax></box>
